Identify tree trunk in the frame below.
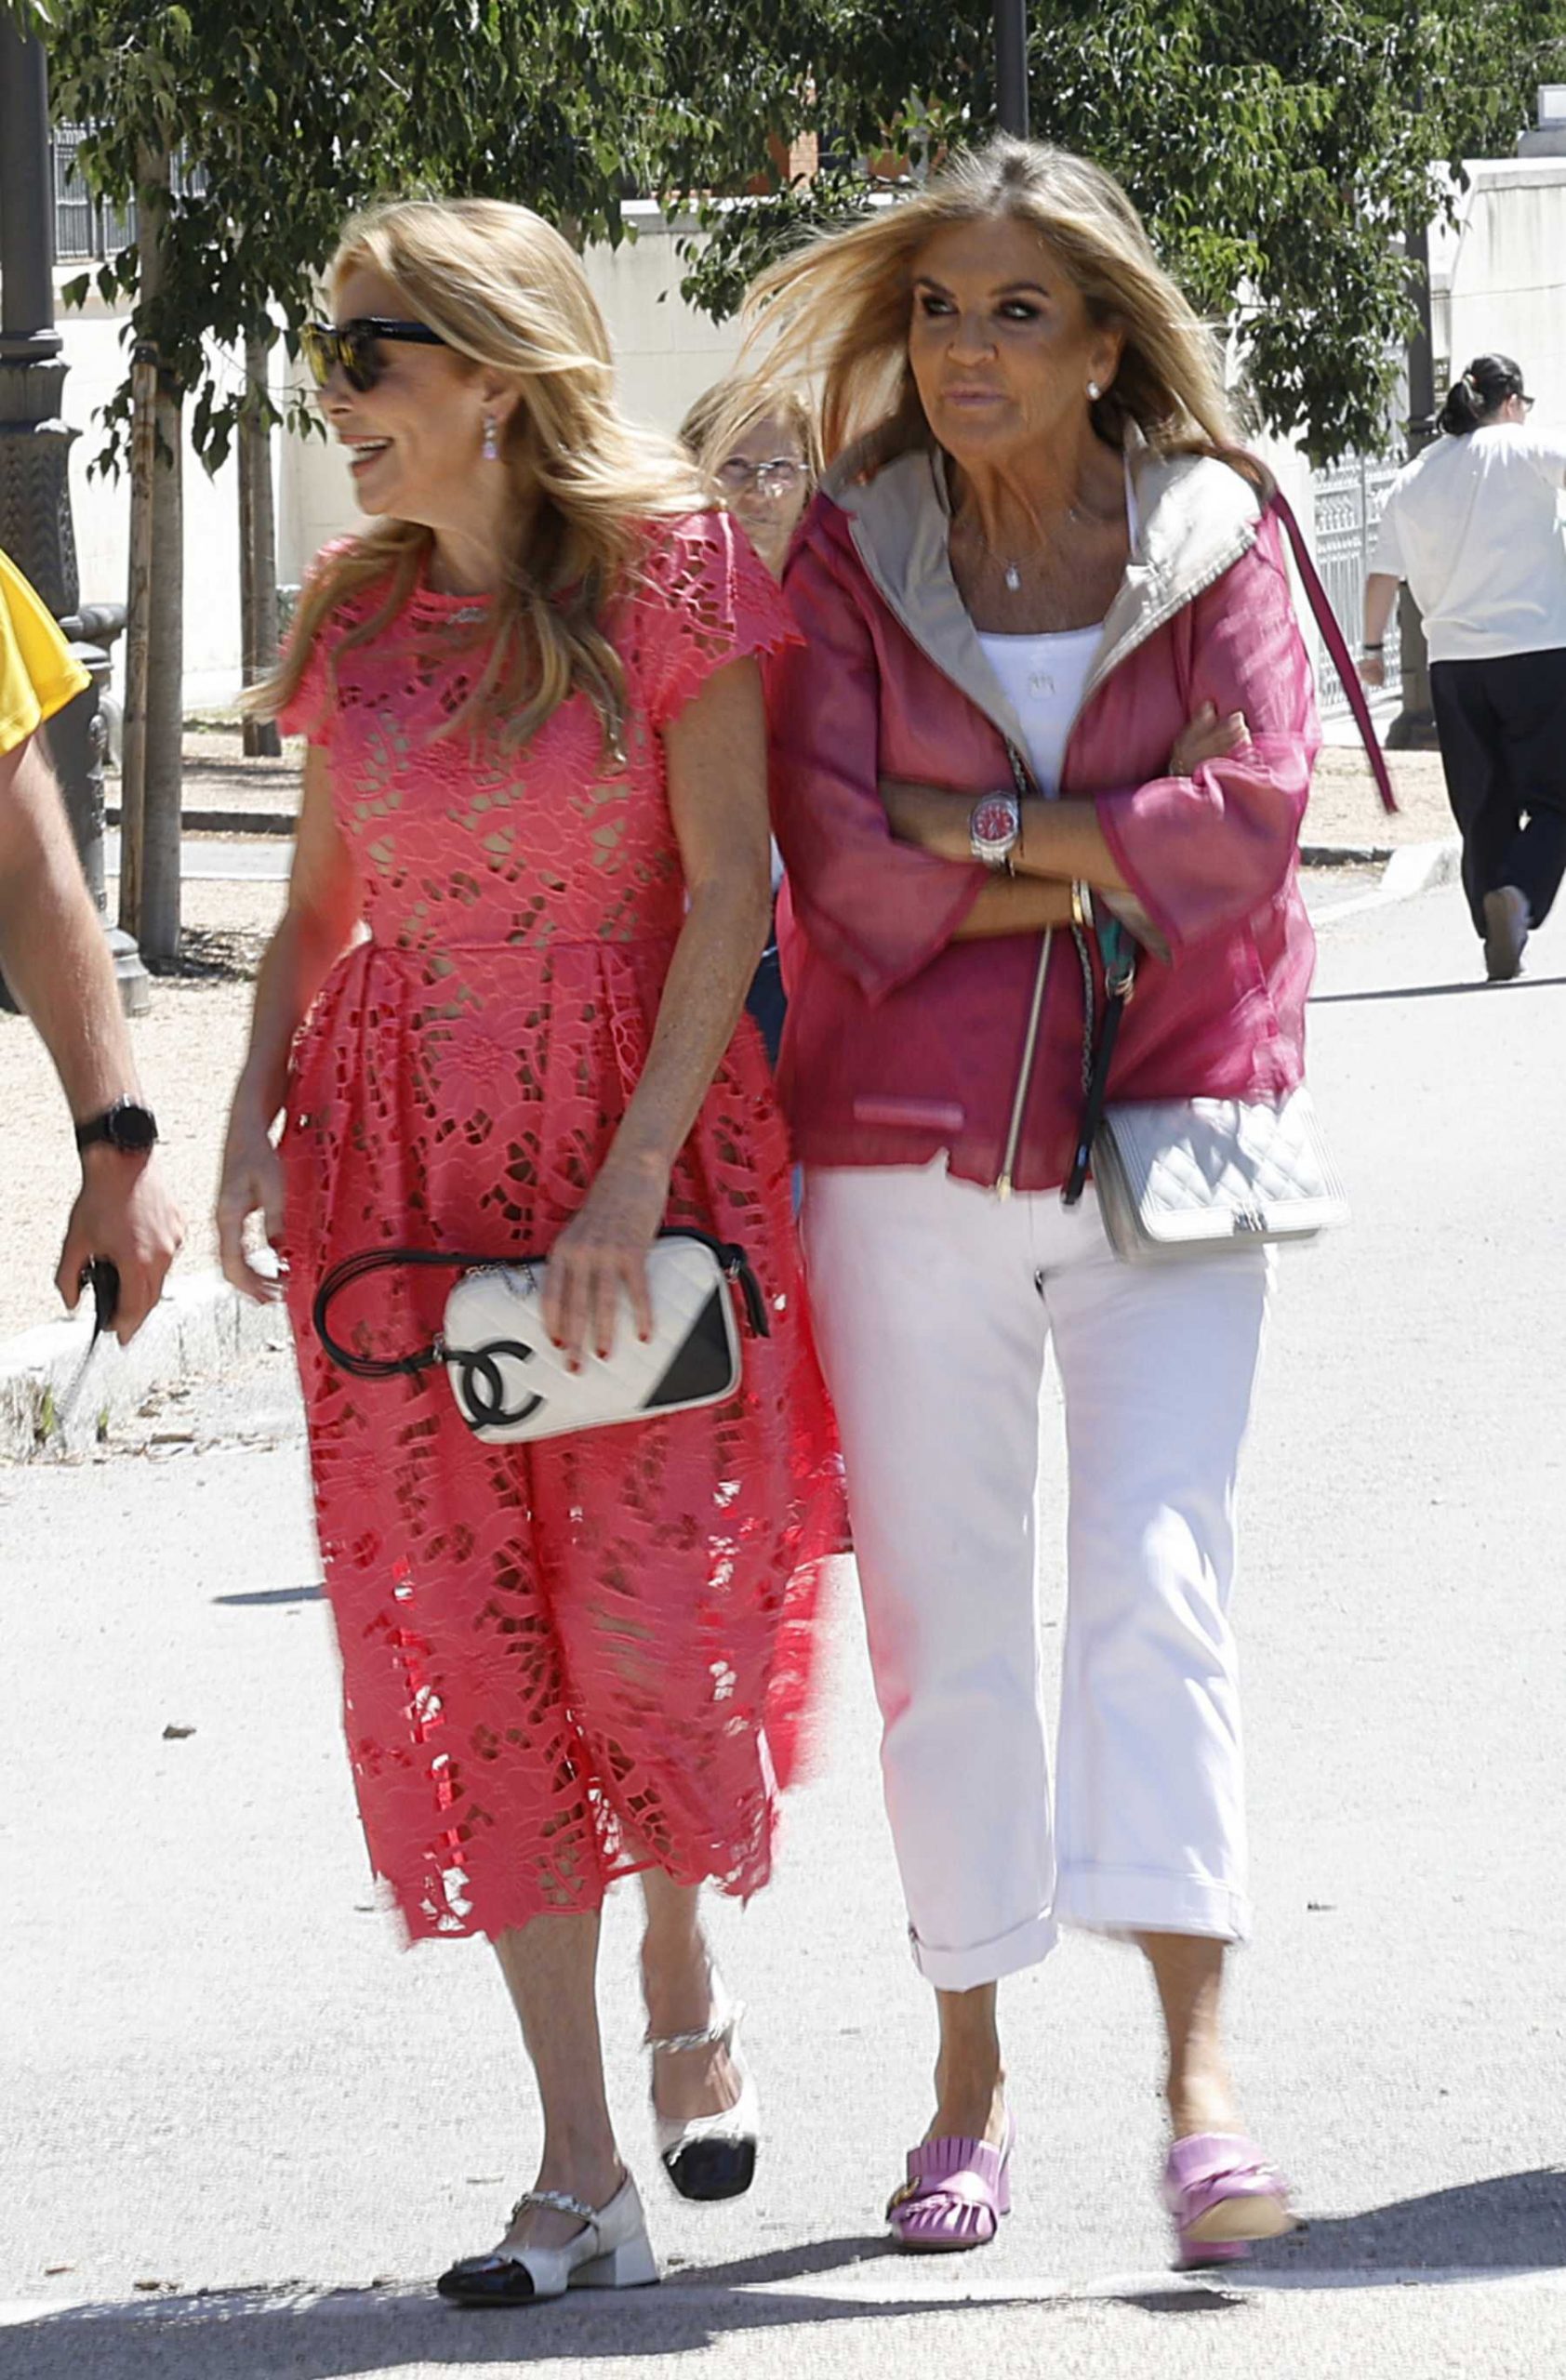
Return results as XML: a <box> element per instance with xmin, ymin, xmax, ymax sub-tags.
<box><xmin>118</xmin><ymin>344</ymin><xmax>154</xmax><ymax>945</ymax></box>
<box><xmin>121</xmin><ymin>141</ymin><xmax>182</xmax><ymax>963</ymax></box>
<box><xmin>238</xmin><ymin>328</ymin><xmax>281</xmax><ymax>760</ymax></box>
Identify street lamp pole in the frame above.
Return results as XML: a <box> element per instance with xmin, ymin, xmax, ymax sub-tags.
<box><xmin>0</xmin><ymin>20</ymin><xmax>147</xmax><ymax>1011</ymax></box>
<box><xmin>995</xmin><ymin>1</ymin><xmax>1029</xmax><ymax>139</ymax></box>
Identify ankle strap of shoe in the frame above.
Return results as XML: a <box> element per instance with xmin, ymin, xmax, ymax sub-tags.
<box><xmin>645</xmin><ymin>2001</ymin><xmax>743</xmax><ymax>2056</ymax></box>
<box><xmin>510</xmin><ymin>2188</ymin><xmax>599</xmax><ymax>2228</ymax></box>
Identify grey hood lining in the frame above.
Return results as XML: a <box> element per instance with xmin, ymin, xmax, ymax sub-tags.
<box><xmin>822</xmin><ymin>433</ymin><xmax>1264</xmax><ymax>760</ymax></box>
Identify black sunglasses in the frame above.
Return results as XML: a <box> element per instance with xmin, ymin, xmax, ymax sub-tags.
<box><xmin>300</xmin><ymin>316</ymin><xmax>448</xmax><ymax>393</ymax></box>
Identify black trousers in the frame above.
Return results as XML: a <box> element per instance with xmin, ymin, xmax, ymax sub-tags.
<box><xmin>1429</xmin><ymin>647</ymin><xmax>1566</xmax><ymax>935</ymax></box>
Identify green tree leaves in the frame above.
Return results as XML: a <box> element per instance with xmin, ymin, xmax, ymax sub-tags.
<box><xmin>676</xmin><ymin>0</ymin><xmax>1566</xmax><ymax>461</ymax></box>
<box><xmin>38</xmin><ymin>1</ymin><xmax>1566</xmax><ymax>468</ymax></box>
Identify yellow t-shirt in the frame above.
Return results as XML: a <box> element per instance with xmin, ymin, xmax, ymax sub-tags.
<box><xmin>0</xmin><ymin>547</ymin><xmax>90</xmax><ymax>759</ymax></box>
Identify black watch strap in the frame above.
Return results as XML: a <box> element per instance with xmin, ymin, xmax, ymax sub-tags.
<box><xmin>75</xmin><ymin>1098</ymin><xmax>159</xmax><ymax>1154</ymax></box>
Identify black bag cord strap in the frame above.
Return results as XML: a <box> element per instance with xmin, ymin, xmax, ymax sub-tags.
<box><xmin>313</xmin><ymin>1247</ymin><xmax>482</xmax><ymax>1381</ymax></box>
<box><xmin>312</xmin><ymin>1229</ymin><xmax>768</xmax><ymax>1382</ymax></box>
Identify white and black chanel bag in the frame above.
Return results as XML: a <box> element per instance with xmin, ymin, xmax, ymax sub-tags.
<box><xmin>312</xmin><ymin>1228</ymin><xmax>768</xmax><ymax>1444</ymax></box>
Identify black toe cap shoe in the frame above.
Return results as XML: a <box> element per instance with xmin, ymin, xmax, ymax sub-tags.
<box><xmin>436</xmin><ymin>2254</ymin><xmax>537</xmax><ymax>2307</ymax></box>
<box><xmin>661</xmin><ymin>2136</ymin><xmax>758</xmax><ymax>2202</ymax></box>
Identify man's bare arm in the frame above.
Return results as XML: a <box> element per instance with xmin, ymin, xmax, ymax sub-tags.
<box><xmin>0</xmin><ymin>729</ymin><xmax>183</xmax><ymax>1336</ymax></box>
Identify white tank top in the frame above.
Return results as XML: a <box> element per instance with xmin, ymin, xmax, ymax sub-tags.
<box><xmin>975</xmin><ymin>457</ymin><xmax>1138</xmax><ymax>795</ymax></box>
<box><xmin>975</xmin><ymin>624</ymin><xmax>1100</xmax><ymax>796</ymax></box>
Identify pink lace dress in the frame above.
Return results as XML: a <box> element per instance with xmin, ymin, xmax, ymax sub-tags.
<box><xmin>277</xmin><ymin>511</ymin><xmax>844</xmax><ymax>1942</ymax></box>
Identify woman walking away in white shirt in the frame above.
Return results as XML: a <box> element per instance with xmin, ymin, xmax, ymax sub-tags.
<box><xmin>1360</xmin><ymin>354</ymin><xmax>1566</xmax><ymax>981</ymax></box>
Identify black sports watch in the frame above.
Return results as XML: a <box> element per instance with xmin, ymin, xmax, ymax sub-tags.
<box><xmin>74</xmin><ymin>1097</ymin><xmax>159</xmax><ymax>1155</ymax></box>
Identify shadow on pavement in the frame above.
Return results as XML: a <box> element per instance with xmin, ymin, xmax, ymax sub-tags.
<box><xmin>3</xmin><ymin>2237</ymin><xmax>1027</xmax><ymax>2374</ymax></box>
<box><xmin>666</xmin><ymin>2232</ymin><xmax>897</xmax><ymax>2286</ymax></box>
<box><xmin>1111</xmin><ymin>2285</ymin><xmax>1247</xmax><ymax>2318</ymax></box>
<box><xmin>212</xmin><ymin>1583</ymin><xmax>325</xmax><ymax>1606</ymax></box>
<box><xmin>1311</xmin><ymin>972</ymin><xmax>1566</xmax><ymax>1005</ymax></box>
<box><xmin>1243</xmin><ymin>2165</ymin><xmax>1566</xmax><ymax>2283</ymax></box>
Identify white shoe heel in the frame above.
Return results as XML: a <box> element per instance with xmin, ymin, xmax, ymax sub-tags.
<box><xmin>572</xmin><ymin>2231</ymin><xmax>661</xmax><ymax>2290</ymax></box>
<box><xmin>437</xmin><ymin>2172</ymin><xmax>658</xmax><ymax>2306</ymax></box>
<box><xmin>648</xmin><ymin>1966</ymin><xmax>760</xmax><ymax>2202</ymax></box>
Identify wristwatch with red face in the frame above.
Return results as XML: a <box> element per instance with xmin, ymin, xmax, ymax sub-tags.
<box><xmin>969</xmin><ymin>789</ymin><xmax>1021</xmax><ymax>873</ymax></box>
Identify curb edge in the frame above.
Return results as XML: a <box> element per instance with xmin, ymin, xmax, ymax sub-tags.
<box><xmin>0</xmin><ymin>1273</ymin><xmax>285</xmax><ymax>1464</ymax></box>
<box><xmin>1312</xmin><ymin>837</ymin><xmax>1462</xmax><ymax>926</ymax></box>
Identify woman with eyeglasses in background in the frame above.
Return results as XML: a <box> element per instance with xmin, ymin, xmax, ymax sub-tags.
<box><xmin>682</xmin><ymin>382</ymin><xmax>820</xmax><ymax>580</ymax></box>
<box><xmin>1360</xmin><ymin>353</ymin><xmax>1566</xmax><ymax>981</ymax></box>
<box><xmin>682</xmin><ymin>382</ymin><xmax>820</xmax><ymax>1064</ymax></box>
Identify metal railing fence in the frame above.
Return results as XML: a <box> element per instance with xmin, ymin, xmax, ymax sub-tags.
<box><xmin>1310</xmin><ymin>453</ymin><xmax>1401</xmax><ymax>714</ymax></box>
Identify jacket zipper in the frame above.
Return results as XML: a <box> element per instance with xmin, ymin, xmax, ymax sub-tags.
<box><xmin>996</xmin><ymin>927</ymin><xmax>1053</xmax><ymax>1198</ymax></box>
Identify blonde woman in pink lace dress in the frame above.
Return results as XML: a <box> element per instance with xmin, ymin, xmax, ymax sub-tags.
<box><xmin>215</xmin><ymin>199</ymin><xmax>842</xmax><ymax>2305</ymax></box>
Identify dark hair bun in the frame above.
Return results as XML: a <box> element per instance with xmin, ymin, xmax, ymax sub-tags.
<box><xmin>1438</xmin><ymin>353</ymin><xmax>1524</xmax><ymax>437</ymax></box>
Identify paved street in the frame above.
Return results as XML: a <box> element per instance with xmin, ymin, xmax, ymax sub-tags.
<box><xmin>2</xmin><ymin>875</ymin><xmax>1564</xmax><ymax>2377</ymax></box>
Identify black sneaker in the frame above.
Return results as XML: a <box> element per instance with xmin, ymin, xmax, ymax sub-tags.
<box><xmin>1482</xmin><ymin>885</ymin><xmax>1530</xmax><ymax>982</ymax></box>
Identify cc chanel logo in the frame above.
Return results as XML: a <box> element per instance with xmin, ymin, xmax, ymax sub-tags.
<box><xmin>455</xmin><ymin>1338</ymin><xmax>545</xmax><ymax>1430</ymax></box>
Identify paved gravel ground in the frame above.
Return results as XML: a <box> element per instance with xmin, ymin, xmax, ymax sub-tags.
<box><xmin>1307</xmin><ymin>741</ymin><xmax>1452</xmax><ymax>847</ymax></box>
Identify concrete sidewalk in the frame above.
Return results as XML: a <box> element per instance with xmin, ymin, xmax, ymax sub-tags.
<box><xmin>1</xmin><ymin>876</ymin><xmax>1563</xmax><ymax>2376</ymax></box>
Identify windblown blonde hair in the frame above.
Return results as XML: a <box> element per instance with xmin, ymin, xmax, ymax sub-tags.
<box><xmin>255</xmin><ymin>198</ymin><xmax>710</xmax><ymax>755</ymax></box>
<box><xmin>735</xmin><ymin>139</ymin><xmax>1257</xmax><ymax>487</ymax></box>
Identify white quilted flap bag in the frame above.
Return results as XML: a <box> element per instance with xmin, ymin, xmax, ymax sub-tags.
<box><xmin>312</xmin><ymin>1228</ymin><xmax>766</xmax><ymax>1444</ymax></box>
<box><xmin>1093</xmin><ymin>1086</ymin><xmax>1349</xmax><ymax>1263</ymax></box>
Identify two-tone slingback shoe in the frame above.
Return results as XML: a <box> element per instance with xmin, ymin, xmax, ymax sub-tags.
<box><xmin>436</xmin><ymin>2173</ymin><xmax>658</xmax><ymax>2306</ymax></box>
<box><xmin>647</xmin><ymin>1966</ymin><xmax>759</xmax><ymax>2202</ymax></box>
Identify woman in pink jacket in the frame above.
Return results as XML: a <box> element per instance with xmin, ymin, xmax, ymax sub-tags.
<box><xmin>752</xmin><ymin>140</ymin><xmax>1317</xmax><ymax>2267</ymax></box>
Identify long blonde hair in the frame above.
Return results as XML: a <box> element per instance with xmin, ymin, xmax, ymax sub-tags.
<box><xmin>737</xmin><ymin>139</ymin><xmax>1252</xmax><ymax>484</ymax></box>
<box><xmin>257</xmin><ymin>198</ymin><xmax>710</xmax><ymax>755</ymax></box>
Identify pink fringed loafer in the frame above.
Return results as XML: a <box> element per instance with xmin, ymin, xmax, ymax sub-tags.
<box><xmin>886</xmin><ymin>2119</ymin><xmax>1015</xmax><ymax>2253</ymax></box>
<box><xmin>1163</xmin><ymin>2133</ymin><xmax>1294</xmax><ymax>2269</ymax></box>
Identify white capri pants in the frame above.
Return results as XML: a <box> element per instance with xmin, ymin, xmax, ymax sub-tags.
<box><xmin>803</xmin><ymin>1159</ymin><xmax>1271</xmax><ymax>1991</ymax></box>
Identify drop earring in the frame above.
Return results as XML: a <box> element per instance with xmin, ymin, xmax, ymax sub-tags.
<box><xmin>482</xmin><ymin>415</ymin><xmax>499</xmax><ymax>461</ymax></box>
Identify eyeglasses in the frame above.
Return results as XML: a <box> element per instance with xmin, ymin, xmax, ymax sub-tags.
<box><xmin>716</xmin><ymin>456</ymin><xmax>809</xmax><ymax>499</ymax></box>
<box><xmin>1519</xmin><ymin>392</ymin><xmax>1536</xmax><ymax>412</ymax></box>
<box><xmin>299</xmin><ymin>317</ymin><xmax>448</xmax><ymax>394</ymax></box>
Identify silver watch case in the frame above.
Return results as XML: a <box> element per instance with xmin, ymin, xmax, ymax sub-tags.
<box><xmin>969</xmin><ymin>789</ymin><xmax>1022</xmax><ymax>871</ymax></box>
